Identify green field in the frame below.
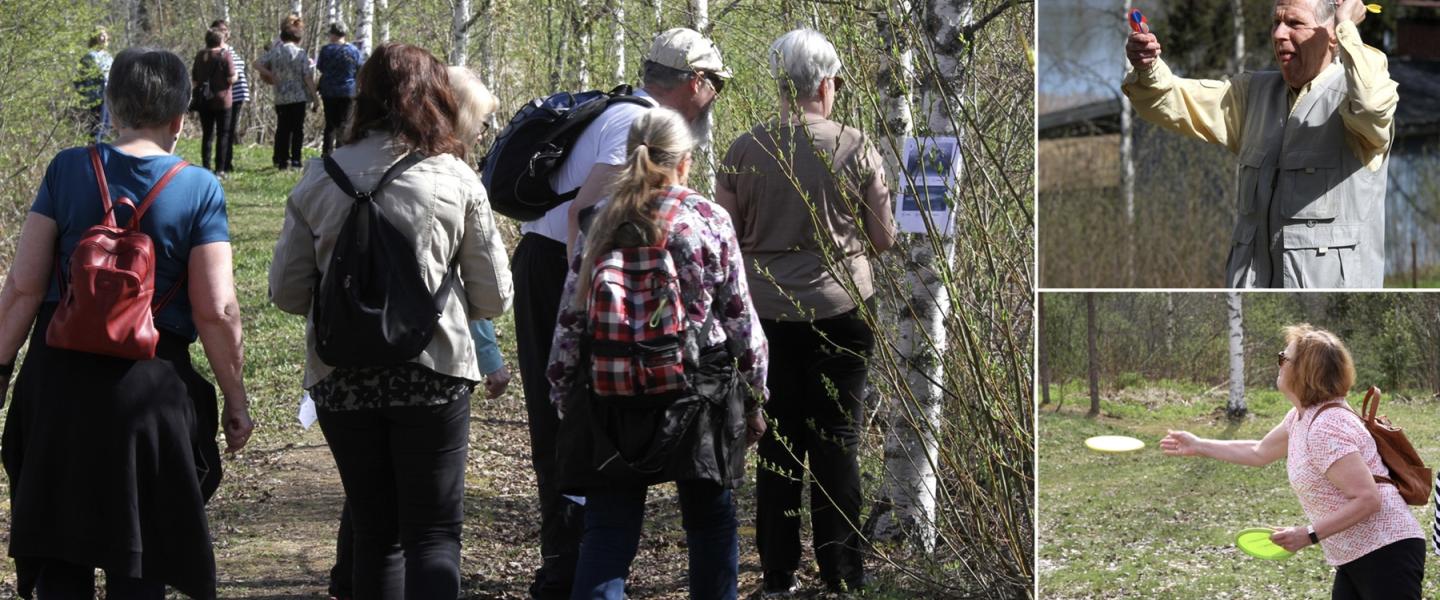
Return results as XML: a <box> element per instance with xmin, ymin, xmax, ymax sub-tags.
<box><xmin>1038</xmin><ymin>382</ymin><xmax>1440</xmax><ymax>599</ymax></box>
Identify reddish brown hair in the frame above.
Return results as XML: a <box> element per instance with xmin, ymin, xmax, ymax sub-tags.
<box><xmin>346</xmin><ymin>43</ymin><xmax>466</xmax><ymax>158</ymax></box>
<box><xmin>1283</xmin><ymin>324</ymin><xmax>1356</xmax><ymax>407</ymax></box>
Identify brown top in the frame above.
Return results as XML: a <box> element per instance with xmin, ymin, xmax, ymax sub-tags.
<box><xmin>717</xmin><ymin>115</ymin><xmax>890</xmax><ymax>321</ymax></box>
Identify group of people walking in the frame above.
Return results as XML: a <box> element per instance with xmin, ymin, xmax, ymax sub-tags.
<box><xmin>0</xmin><ymin>21</ymin><xmax>892</xmax><ymax>600</ymax></box>
<box><xmin>183</xmin><ymin>14</ymin><xmax>362</xmax><ymax>175</ymax></box>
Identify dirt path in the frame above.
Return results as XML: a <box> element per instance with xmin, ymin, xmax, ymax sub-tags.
<box><xmin>203</xmin><ymin>393</ymin><xmax>776</xmax><ymax>599</ymax></box>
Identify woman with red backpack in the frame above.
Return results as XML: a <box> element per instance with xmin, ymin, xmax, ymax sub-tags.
<box><xmin>546</xmin><ymin>107</ymin><xmax>770</xmax><ymax>600</ymax></box>
<box><xmin>0</xmin><ymin>47</ymin><xmax>252</xmax><ymax>598</ymax></box>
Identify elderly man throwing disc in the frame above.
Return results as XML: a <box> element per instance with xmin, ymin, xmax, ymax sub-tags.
<box><xmin>1123</xmin><ymin>0</ymin><xmax>1397</xmax><ymax>288</ymax></box>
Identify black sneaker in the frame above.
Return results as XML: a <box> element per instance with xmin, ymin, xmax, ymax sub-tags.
<box><xmin>762</xmin><ymin>571</ymin><xmax>800</xmax><ymax>597</ymax></box>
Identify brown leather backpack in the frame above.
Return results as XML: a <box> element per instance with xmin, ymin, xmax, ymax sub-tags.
<box><xmin>1313</xmin><ymin>386</ymin><xmax>1432</xmax><ymax>506</ymax></box>
<box><xmin>45</xmin><ymin>146</ymin><xmax>189</xmax><ymax>361</ymax></box>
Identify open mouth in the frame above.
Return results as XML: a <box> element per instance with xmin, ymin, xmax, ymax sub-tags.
<box><xmin>1275</xmin><ymin>50</ymin><xmax>1296</xmax><ymax>64</ymax></box>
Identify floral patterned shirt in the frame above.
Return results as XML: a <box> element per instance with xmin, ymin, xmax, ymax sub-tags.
<box><xmin>259</xmin><ymin>42</ymin><xmax>314</xmax><ymax>105</ymax></box>
<box><xmin>546</xmin><ymin>185</ymin><xmax>769</xmax><ymax>412</ymax></box>
<box><xmin>1285</xmin><ymin>402</ymin><xmax>1424</xmax><ymax>565</ymax></box>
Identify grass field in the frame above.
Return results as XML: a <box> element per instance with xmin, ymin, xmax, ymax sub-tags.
<box><xmin>1038</xmin><ymin>381</ymin><xmax>1440</xmax><ymax>599</ymax></box>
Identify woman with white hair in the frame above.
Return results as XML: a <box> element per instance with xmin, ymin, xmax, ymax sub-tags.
<box><xmin>715</xmin><ymin>28</ymin><xmax>893</xmax><ymax>596</ymax></box>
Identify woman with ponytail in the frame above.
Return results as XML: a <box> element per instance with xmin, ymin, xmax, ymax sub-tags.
<box><xmin>546</xmin><ymin>107</ymin><xmax>769</xmax><ymax>600</ymax></box>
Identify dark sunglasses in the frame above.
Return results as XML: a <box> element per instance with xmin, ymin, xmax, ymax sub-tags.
<box><xmin>700</xmin><ymin>71</ymin><xmax>726</xmax><ymax>95</ymax></box>
<box><xmin>831</xmin><ymin>75</ymin><xmax>845</xmax><ymax>93</ymax></box>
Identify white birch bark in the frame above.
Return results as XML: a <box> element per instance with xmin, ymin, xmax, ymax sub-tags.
<box><xmin>291</xmin><ymin>0</ymin><xmax>303</xmax><ymax>17</ymax></box>
<box><xmin>326</xmin><ymin>0</ymin><xmax>339</xmax><ymax>27</ymax></box>
<box><xmin>613</xmin><ymin>1</ymin><xmax>626</xmax><ymax>83</ymax></box>
<box><xmin>218</xmin><ymin>0</ymin><xmax>230</xmax><ymax>23</ymax></box>
<box><xmin>379</xmin><ymin>0</ymin><xmax>390</xmax><ymax>42</ymax></box>
<box><xmin>356</xmin><ymin>0</ymin><xmax>375</xmax><ymax>58</ymax></box>
<box><xmin>1227</xmin><ymin>291</ymin><xmax>1247</xmax><ymax>419</ymax></box>
<box><xmin>652</xmin><ymin>0</ymin><xmax>662</xmax><ymax>32</ymax></box>
<box><xmin>1121</xmin><ymin>0</ymin><xmax>1136</xmax><ymax>286</ymax></box>
<box><xmin>578</xmin><ymin>0</ymin><xmax>591</xmax><ymax>89</ymax></box>
<box><xmin>870</xmin><ymin>0</ymin><xmax>971</xmax><ymax>553</ymax></box>
<box><xmin>1232</xmin><ymin>0</ymin><xmax>1245</xmax><ymax>74</ymax></box>
<box><xmin>451</xmin><ymin>0</ymin><xmax>471</xmax><ymax>66</ymax></box>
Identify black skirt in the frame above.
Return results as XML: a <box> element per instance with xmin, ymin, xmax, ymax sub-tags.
<box><xmin>1</xmin><ymin>303</ymin><xmax>222</xmax><ymax>599</ymax></box>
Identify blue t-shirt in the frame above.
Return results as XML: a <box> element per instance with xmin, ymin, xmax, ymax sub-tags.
<box><xmin>316</xmin><ymin>43</ymin><xmax>362</xmax><ymax>99</ymax></box>
<box><xmin>31</xmin><ymin>144</ymin><xmax>231</xmax><ymax>341</ymax></box>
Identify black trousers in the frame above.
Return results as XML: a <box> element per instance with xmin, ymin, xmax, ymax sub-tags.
<box><xmin>317</xmin><ymin>398</ymin><xmax>470</xmax><ymax>600</ymax></box>
<box><xmin>329</xmin><ymin>501</ymin><xmax>355</xmax><ymax>598</ymax></box>
<box><xmin>198</xmin><ymin>106</ymin><xmax>231</xmax><ymax>172</ymax></box>
<box><xmin>1332</xmin><ymin>537</ymin><xmax>1425</xmax><ymax>600</ymax></box>
<box><xmin>322</xmin><ymin>96</ymin><xmax>353</xmax><ymax>156</ymax></box>
<box><xmin>33</xmin><ymin>559</ymin><xmax>164</xmax><ymax>599</ymax></box>
<box><xmin>272</xmin><ymin>102</ymin><xmax>306</xmax><ymax>168</ymax></box>
<box><xmin>755</xmin><ymin>309</ymin><xmax>873</xmax><ymax>588</ymax></box>
<box><xmin>511</xmin><ymin>233</ymin><xmax>584</xmax><ymax>599</ymax></box>
<box><xmin>222</xmin><ymin>100</ymin><xmax>244</xmax><ymax>172</ymax></box>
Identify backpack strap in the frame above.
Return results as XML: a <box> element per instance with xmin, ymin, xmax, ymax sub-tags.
<box><xmin>128</xmin><ymin>160</ymin><xmax>191</xmax><ymax>229</ymax></box>
<box><xmin>1309</xmin><ymin>397</ymin><xmax>1395</xmax><ymax>488</ymax></box>
<box><xmin>89</xmin><ymin>145</ymin><xmax>115</xmax><ymax>227</ymax></box>
<box><xmin>323</xmin><ymin>151</ymin><xmax>427</xmax><ymax>202</ymax></box>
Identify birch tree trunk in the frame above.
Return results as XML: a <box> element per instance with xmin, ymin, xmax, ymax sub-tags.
<box><xmin>1232</xmin><ymin>0</ymin><xmax>1246</xmax><ymax>74</ymax></box>
<box><xmin>326</xmin><ymin>0</ymin><xmax>338</xmax><ymax>27</ymax></box>
<box><xmin>613</xmin><ymin>1</ymin><xmax>626</xmax><ymax>83</ymax></box>
<box><xmin>652</xmin><ymin>0</ymin><xmax>663</xmax><ymax>32</ymax></box>
<box><xmin>379</xmin><ymin>0</ymin><xmax>390</xmax><ymax>42</ymax></box>
<box><xmin>1164</xmin><ymin>292</ymin><xmax>1176</xmax><ymax>378</ymax></box>
<box><xmin>356</xmin><ymin>0</ymin><xmax>374</xmax><ymax>58</ymax></box>
<box><xmin>1227</xmin><ymin>292</ymin><xmax>1247</xmax><ymax>420</ymax></box>
<box><xmin>1087</xmin><ymin>294</ymin><xmax>1100</xmax><ymax>418</ymax></box>
<box><xmin>870</xmin><ymin>0</ymin><xmax>972</xmax><ymax>553</ymax></box>
<box><xmin>218</xmin><ymin>0</ymin><xmax>230</xmax><ymax>23</ymax></box>
<box><xmin>451</xmin><ymin>0</ymin><xmax>471</xmax><ymax>66</ymax></box>
<box><xmin>291</xmin><ymin>0</ymin><xmax>303</xmax><ymax>17</ymax></box>
<box><xmin>1121</xmin><ymin>0</ymin><xmax>1136</xmax><ymax>286</ymax></box>
<box><xmin>577</xmin><ymin>0</ymin><xmax>591</xmax><ymax>90</ymax></box>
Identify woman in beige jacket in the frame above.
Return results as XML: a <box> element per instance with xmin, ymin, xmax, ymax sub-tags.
<box><xmin>268</xmin><ymin>43</ymin><xmax>511</xmax><ymax>599</ymax></box>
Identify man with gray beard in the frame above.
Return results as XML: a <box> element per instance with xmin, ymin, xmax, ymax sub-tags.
<box><xmin>509</xmin><ymin>27</ymin><xmax>729</xmax><ymax>600</ymax></box>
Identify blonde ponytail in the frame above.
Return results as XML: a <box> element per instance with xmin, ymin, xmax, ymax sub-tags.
<box><xmin>574</xmin><ymin>108</ymin><xmax>696</xmax><ymax>310</ymax></box>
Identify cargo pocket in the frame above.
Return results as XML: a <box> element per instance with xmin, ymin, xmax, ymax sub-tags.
<box><xmin>1236</xmin><ymin>148</ymin><xmax>1266</xmax><ymax>217</ymax></box>
<box><xmin>1225</xmin><ymin>224</ymin><xmax>1258</xmax><ymax>288</ymax></box>
<box><xmin>1281</xmin><ymin>223</ymin><xmax>1360</xmax><ymax>288</ymax></box>
<box><xmin>1277</xmin><ymin>151</ymin><xmax>1341</xmax><ymax>221</ymax></box>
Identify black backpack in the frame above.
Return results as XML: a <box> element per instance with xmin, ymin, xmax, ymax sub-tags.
<box><xmin>479</xmin><ymin>84</ymin><xmax>652</xmax><ymax>221</ymax></box>
<box><xmin>312</xmin><ymin>153</ymin><xmax>459</xmax><ymax>367</ymax></box>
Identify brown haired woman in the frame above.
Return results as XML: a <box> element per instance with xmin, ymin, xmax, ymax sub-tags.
<box><xmin>1161</xmin><ymin>324</ymin><xmax>1425</xmax><ymax>599</ymax></box>
<box><xmin>268</xmin><ymin>43</ymin><xmax>512</xmax><ymax>598</ymax></box>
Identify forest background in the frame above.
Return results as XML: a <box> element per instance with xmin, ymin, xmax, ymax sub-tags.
<box><xmin>0</xmin><ymin>0</ymin><xmax>1034</xmax><ymax>597</ymax></box>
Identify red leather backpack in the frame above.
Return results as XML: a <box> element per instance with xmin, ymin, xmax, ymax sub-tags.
<box><xmin>45</xmin><ymin>146</ymin><xmax>189</xmax><ymax>360</ymax></box>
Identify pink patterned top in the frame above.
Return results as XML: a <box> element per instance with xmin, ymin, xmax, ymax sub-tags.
<box><xmin>1284</xmin><ymin>402</ymin><xmax>1423</xmax><ymax>565</ymax></box>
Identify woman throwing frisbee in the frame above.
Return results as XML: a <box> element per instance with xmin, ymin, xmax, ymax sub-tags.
<box><xmin>1161</xmin><ymin>324</ymin><xmax>1424</xmax><ymax>599</ymax></box>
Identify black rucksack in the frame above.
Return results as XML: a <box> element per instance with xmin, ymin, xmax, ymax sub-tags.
<box><xmin>312</xmin><ymin>153</ymin><xmax>459</xmax><ymax>367</ymax></box>
<box><xmin>479</xmin><ymin>84</ymin><xmax>653</xmax><ymax>221</ymax></box>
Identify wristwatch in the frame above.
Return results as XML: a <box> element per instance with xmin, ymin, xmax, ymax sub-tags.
<box><xmin>1307</xmin><ymin>524</ymin><xmax>1320</xmax><ymax>545</ymax></box>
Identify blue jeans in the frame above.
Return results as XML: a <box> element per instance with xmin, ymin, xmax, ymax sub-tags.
<box><xmin>571</xmin><ymin>481</ymin><xmax>738</xmax><ymax>600</ymax></box>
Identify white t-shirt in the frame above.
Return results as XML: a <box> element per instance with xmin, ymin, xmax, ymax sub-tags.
<box><xmin>521</xmin><ymin>89</ymin><xmax>657</xmax><ymax>242</ymax></box>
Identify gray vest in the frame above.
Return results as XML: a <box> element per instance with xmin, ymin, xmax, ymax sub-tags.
<box><xmin>1225</xmin><ymin>67</ymin><xmax>1387</xmax><ymax>288</ymax></box>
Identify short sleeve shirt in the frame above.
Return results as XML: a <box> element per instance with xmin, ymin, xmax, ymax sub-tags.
<box><xmin>1284</xmin><ymin>403</ymin><xmax>1423</xmax><ymax>565</ymax></box>
<box><xmin>316</xmin><ymin>43</ymin><xmax>362</xmax><ymax>98</ymax></box>
<box><xmin>521</xmin><ymin>90</ymin><xmax>656</xmax><ymax>241</ymax></box>
<box><xmin>717</xmin><ymin>115</ymin><xmax>889</xmax><ymax>320</ymax></box>
<box><xmin>260</xmin><ymin>42</ymin><xmax>314</xmax><ymax>105</ymax></box>
<box><xmin>31</xmin><ymin>144</ymin><xmax>231</xmax><ymax>340</ymax></box>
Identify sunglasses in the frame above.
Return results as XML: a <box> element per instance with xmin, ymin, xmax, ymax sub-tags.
<box><xmin>699</xmin><ymin>71</ymin><xmax>726</xmax><ymax>95</ymax></box>
<box><xmin>831</xmin><ymin>75</ymin><xmax>845</xmax><ymax>93</ymax></box>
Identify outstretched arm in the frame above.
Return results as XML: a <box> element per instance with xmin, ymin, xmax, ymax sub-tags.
<box><xmin>1160</xmin><ymin>420</ymin><xmax>1288</xmax><ymax>467</ymax></box>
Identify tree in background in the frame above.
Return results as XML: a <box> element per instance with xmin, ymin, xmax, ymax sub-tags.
<box><xmin>1226</xmin><ymin>291</ymin><xmax>1246</xmax><ymax>420</ymax></box>
<box><xmin>1087</xmin><ymin>293</ymin><xmax>1100</xmax><ymax>418</ymax></box>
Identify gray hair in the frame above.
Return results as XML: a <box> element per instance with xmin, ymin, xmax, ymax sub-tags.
<box><xmin>105</xmin><ymin>48</ymin><xmax>190</xmax><ymax>129</ymax></box>
<box><xmin>1309</xmin><ymin>0</ymin><xmax>1336</xmax><ymax>25</ymax></box>
<box><xmin>641</xmin><ymin>60</ymin><xmax>697</xmax><ymax>91</ymax></box>
<box><xmin>768</xmin><ymin>28</ymin><xmax>841</xmax><ymax>100</ymax></box>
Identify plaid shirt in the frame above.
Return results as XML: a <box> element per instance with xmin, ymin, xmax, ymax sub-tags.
<box><xmin>547</xmin><ymin>185</ymin><xmax>769</xmax><ymax>413</ymax></box>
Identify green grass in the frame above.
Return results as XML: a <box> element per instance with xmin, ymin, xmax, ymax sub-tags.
<box><xmin>1038</xmin><ymin>382</ymin><xmax>1440</xmax><ymax>599</ymax></box>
